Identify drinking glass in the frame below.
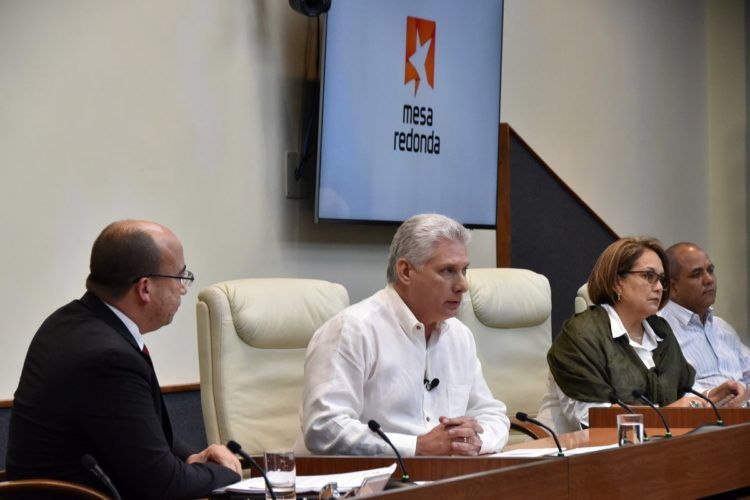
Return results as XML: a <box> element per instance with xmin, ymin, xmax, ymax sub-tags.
<box><xmin>617</xmin><ymin>413</ymin><xmax>645</xmax><ymax>446</ymax></box>
<box><xmin>264</xmin><ymin>450</ymin><xmax>296</xmax><ymax>500</ymax></box>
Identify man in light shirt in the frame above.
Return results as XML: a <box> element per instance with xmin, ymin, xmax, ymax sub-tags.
<box><xmin>660</xmin><ymin>242</ymin><xmax>749</xmax><ymax>404</ymax></box>
<box><xmin>301</xmin><ymin>213</ymin><xmax>510</xmax><ymax>456</ymax></box>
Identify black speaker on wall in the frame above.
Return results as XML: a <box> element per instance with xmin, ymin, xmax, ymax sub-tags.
<box><xmin>289</xmin><ymin>0</ymin><xmax>331</xmax><ymax>17</ymax></box>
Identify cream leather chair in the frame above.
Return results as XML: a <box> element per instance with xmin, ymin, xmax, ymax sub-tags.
<box><xmin>574</xmin><ymin>283</ymin><xmax>593</xmax><ymax>314</ymax></box>
<box><xmin>196</xmin><ymin>278</ymin><xmax>349</xmax><ymax>454</ymax></box>
<box><xmin>456</xmin><ymin>268</ymin><xmax>552</xmax><ymax>441</ymax></box>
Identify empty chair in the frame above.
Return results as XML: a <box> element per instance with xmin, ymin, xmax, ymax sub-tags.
<box><xmin>456</xmin><ymin>268</ymin><xmax>552</xmax><ymax>441</ymax></box>
<box><xmin>574</xmin><ymin>283</ymin><xmax>592</xmax><ymax>314</ymax></box>
<box><xmin>196</xmin><ymin>278</ymin><xmax>349</xmax><ymax>454</ymax></box>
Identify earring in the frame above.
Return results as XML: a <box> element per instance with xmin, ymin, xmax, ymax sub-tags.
<box><xmin>615</xmin><ymin>292</ymin><xmax>621</xmax><ymax>302</ymax></box>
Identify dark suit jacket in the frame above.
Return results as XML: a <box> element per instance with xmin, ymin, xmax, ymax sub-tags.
<box><xmin>6</xmin><ymin>292</ymin><xmax>240</xmax><ymax>499</ymax></box>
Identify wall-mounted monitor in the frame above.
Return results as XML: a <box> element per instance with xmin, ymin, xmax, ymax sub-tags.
<box><xmin>315</xmin><ymin>0</ymin><xmax>504</xmax><ymax>228</ymax></box>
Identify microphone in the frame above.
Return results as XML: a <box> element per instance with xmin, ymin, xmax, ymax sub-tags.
<box><xmin>608</xmin><ymin>393</ymin><xmax>649</xmax><ymax>441</ymax></box>
<box><xmin>515</xmin><ymin>412</ymin><xmax>564</xmax><ymax>456</ymax></box>
<box><xmin>423</xmin><ymin>378</ymin><xmax>440</xmax><ymax>391</ymax></box>
<box><xmin>226</xmin><ymin>440</ymin><xmax>276</xmax><ymax>500</ymax></box>
<box><xmin>632</xmin><ymin>390</ymin><xmax>672</xmax><ymax>438</ymax></box>
<box><xmin>81</xmin><ymin>454</ymin><xmax>122</xmax><ymax>500</ymax></box>
<box><xmin>367</xmin><ymin>419</ymin><xmax>411</xmax><ymax>483</ymax></box>
<box><xmin>681</xmin><ymin>386</ymin><xmax>724</xmax><ymax>426</ymax></box>
<box><xmin>608</xmin><ymin>393</ymin><xmax>635</xmax><ymax>413</ymax></box>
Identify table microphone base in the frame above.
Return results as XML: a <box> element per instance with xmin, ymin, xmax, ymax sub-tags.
<box><xmin>385</xmin><ymin>478</ymin><xmax>416</xmax><ymax>489</ymax></box>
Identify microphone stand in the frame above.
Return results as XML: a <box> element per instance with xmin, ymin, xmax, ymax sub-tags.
<box><xmin>682</xmin><ymin>386</ymin><xmax>724</xmax><ymax>426</ymax></box>
<box><xmin>81</xmin><ymin>454</ymin><xmax>123</xmax><ymax>500</ymax></box>
<box><xmin>227</xmin><ymin>440</ymin><xmax>276</xmax><ymax>500</ymax></box>
<box><xmin>368</xmin><ymin>419</ymin><xmax>414</xmax><ymax>487</ymax></box>
<box><xmin>632</xmin><ymin>390</ymin><xmax>672</xmax><ymax>438</ymax></box>
<box><xmin>515</xmin><ymin>412</ymin><xmax>564</xmax><ymax>456</ymax></box>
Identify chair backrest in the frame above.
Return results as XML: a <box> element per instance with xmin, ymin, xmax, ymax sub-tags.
<box><xmin>0</xmin><ymin>478</ymin><xmax>110</xmax><ymax>499</ymax></box>
<box><xmin>196</xmin><ymin>278</ymin><xmax>349</xmax><ymax>454</ymax></box>
<box><xmin>456</xmin><ymin>268</ymin><xmax>552</xmax><ymax>417</ymax></box>
<box><xmin>574</xmin><ymin>283</ymin><xmax>592</xmax><ymax>314</ymax></box>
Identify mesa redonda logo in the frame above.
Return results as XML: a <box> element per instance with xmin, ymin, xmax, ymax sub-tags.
<box><xmin>404</xmin><ymin>16</ymin><xmax>436</xmax><ymax>96</ymax></box>
<box><xmin>393</xmin><ymin>15</ymin><xmax>440</xmax><ymax>155</ymax></box>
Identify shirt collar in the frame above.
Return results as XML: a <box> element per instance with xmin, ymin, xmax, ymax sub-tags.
<box><xmin>383</xmin><ymin>286</ymin><xmax>448</xmax><ymax>339</ymax></box>
<box><xmin>665</xmin><ymin>300</ymin><xmax>714</xmax><ymax>327</ymax></box>
<box><xmin>601</xmin><ymin>303</ymin><xmax>661</xmax><ymax>349</ymax></box>
<box><xmin>104</xmin><ymin>302</ymin><xmax>144</xmax><ymax>351</ymax></box>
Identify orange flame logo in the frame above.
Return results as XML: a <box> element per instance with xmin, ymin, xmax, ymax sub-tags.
<box><xmin>405</xmin><ymin>16</ymin><xmax>436</xmax><ymax>96</ymax></box>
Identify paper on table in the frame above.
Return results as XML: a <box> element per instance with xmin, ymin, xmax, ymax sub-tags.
<box><xmin>223</xmin><ymin>463</ymin><xmax>398</xmax><ymax>494</ymax></box>
<box><xmin>492</xmin><ymin>447</ymin><xmax>565</xmax><ymax>457</ymax></box>
<box><xmin>561</xmin><ymin>444</ymin><xmax>618</xmax><ymax>455</ymax></box>
<box><xmin>493</xmin><ymin>443</ymin><xmax>618</xmax><ymax>458</ymax></box>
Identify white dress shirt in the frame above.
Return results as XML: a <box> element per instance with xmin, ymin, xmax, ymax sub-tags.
<box><xmin>660</xmin><ymin>301</ymin><xmax>750</xmax><ymax>392</ymax></box>
<box><xmin>104</xmin><ymin>302</ymin><xmax>144</xmax><ymax>350</ymax></box>
<box><xmin>537</xmin><ymin>304</ymin><xmax>661</xmax><ymax>432</ymax></box>
<box><xmin>301</xmin><ymin>286</ymin><xmax>509</xmax><ymax>456</ymax></box>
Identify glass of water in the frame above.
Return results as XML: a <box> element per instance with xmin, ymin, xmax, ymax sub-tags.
<box><xmin>617</xmin><ymin>413</ymin><xmax>645</xmax><ymax>446</ymax></box>
<box><xmin>264</xmin><ymin>449</ymin><xmax>296</xmax><ymax>500</ymax></box>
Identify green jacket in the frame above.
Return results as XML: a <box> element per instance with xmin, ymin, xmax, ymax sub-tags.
<box><xmin>548</xmin><ymin>305</ymin><xmax>695</xmax><ymax>406</ymax></box>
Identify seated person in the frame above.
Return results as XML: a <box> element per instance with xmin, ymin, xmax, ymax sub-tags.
<box><xmin>300</xmin><ymin>213</ymin><xmax>510</xmax><ymax>456</ymax></box>
<box><xmin>6</xmin><ymin>220</ymin><xmax>241</xmax><ymax>499</ymax></box>
<box><xmin>537</xmin><ymin>237</ymin><xmax>745</xmax><ymax>433</ymax></box>
<box><xmin>660</xmin><ymin>242</ymin><xmax>750</xmax><ymax>402</ymax></box>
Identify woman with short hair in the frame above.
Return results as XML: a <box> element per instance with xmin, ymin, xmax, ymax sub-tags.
<box><xmin>537</xmin><ymin>236</ymin><xmax>744</xmax><ymax>432</ymax></box>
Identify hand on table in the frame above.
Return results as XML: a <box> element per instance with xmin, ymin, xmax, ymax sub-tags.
<box><xmin>187</xmin><ymin>444</ymin><xmax>243</xmax><ymax>476</ymax></box>
<box><xmin>416</xmin><ymin>415</ymin><xmax>483</xmax><ymax>456</ymax></box>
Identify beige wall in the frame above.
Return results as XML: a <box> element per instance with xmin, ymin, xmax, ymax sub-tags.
<box><xmin>503</xmin><ymin>0</ymin><xmax>747</xmax><ymax>338</ymax></box>
<box><xmin>0</xmin><ymin>0</ymin><xmax>745</xmax><ymax>399</ymax></box>
<box><xmin>707</xmin><ymin>0</ymin><xmax>747</xmax><ymax>340</ymax></box>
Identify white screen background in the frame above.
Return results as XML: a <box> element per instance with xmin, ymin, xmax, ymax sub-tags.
<box><xmin>317</xmin><ymin>0</ymin><xmax>503</xmax><ymax>226</ymax></box>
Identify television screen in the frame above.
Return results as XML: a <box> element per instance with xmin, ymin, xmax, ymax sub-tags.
<box><xmin>315</xmin><ymin>0</ymin><xmax>504</xmax><ymax>228</ymax></box>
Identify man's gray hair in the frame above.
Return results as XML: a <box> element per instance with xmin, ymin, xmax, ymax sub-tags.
<box><xmin>386</xmin><ymin>213</ymin><xmax>471</xmax><ymax>284</ymax></box>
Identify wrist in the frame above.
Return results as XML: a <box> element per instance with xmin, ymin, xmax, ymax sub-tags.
<box><xmin>415</xmin><ymin>435</ymin><xmax>424</xmax><ymax>456</ymax></box>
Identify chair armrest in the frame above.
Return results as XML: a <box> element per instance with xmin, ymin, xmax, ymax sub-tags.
<box><xmin>510</xmin><ymin>416</ymin><xmax>551</xmax><ymax>440</ymax></box>
<box><xmin>0</xmin><ymin>478</ymin><xmax>111</xmax><ymax>499</ymax></box>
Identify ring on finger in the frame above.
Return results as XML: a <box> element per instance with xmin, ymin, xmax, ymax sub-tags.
<box><xmin>463</xmin><ymin>437</ymin><xmax>468</xmax><ymax>443</ymax></box>
<box><xmin>689</xmin><ymin>400</ymin><xmax>701</xmax><ymax>408</ymax></box>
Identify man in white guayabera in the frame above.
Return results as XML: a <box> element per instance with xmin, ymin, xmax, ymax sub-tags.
<box><xmin>300</xmin><ymin>213</ymin><xmax>509</xmax><ymax>457</ymax></box>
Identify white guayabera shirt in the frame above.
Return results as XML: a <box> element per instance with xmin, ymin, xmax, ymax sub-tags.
<box><xmin>300</xmin><ymin>286</ymin><xmax>510</xmax><ymax>456</ymax></box>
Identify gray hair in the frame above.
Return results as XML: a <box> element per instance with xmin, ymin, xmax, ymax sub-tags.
<box><xmin>386</xmin><ymin>213</ymin><xmax>471</xmax><ymax>284</ymax></box>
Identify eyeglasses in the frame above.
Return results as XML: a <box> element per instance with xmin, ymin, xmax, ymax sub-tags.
<box><xmin>132</xmin><ymin>270</ymin><xmax>195</xmax><ymax>288</ymax></box>
<box><xmin>620</xmin><ymin>270</ymin><xmax>669</xmax><ymax>288</ymax></box>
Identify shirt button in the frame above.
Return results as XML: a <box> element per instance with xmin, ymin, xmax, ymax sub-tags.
<box><xmin>416</xmin><ymin>325</ymin><xmax>422</xmax><ymax>330</ymax></box>
<box><xmin>426</xmin><ymin>416</ymin><xmax>430</xmax><ymax>422</ymax></box>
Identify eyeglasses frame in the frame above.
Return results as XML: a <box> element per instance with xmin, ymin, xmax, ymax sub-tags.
<box><xmin>132</xmin><ymin>270</ymin><xmax>195</xmax><ymax>288</ymax></box>
<box><xmin>619</xmin><ymin>270</ymin><xmax>669</xmax><ymax>289</ymax></box>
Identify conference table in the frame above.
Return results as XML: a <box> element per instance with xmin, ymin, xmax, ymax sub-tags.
<box><xmin>589</xmin><ymin>406</ymin><xmax>750</xmax><ymax>428</ymax></box>
<box><xmin>218</xmin><ymin>420</ymin><xmax>750</xmax><ymax>499</ymax></box>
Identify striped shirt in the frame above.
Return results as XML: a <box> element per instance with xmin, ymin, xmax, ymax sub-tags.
<box><xmin>660</xmin><ymin>301</ymin><xmax>750</xmax><ymax>392</ymax></box>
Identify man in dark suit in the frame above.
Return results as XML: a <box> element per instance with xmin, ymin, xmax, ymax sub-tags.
<box><xmin>6</xmin><ymin>220</ymin><xmax>241</xmax><ymax>499</ymax></box>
